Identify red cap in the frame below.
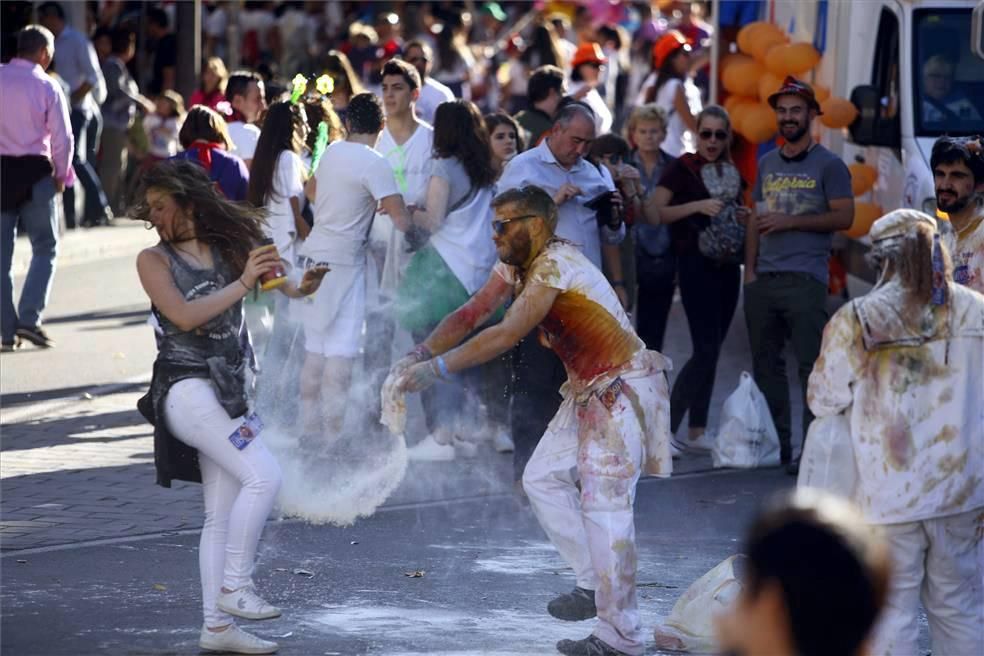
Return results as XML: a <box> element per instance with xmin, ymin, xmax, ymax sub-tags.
<box><xmin>571</xmin><ymin>42</ymin><xmax>607</xmax><ymax>68</ymax></box>
<box><xmin>652</xmin><ymin>30</ymin><xmax>692</xmax><ymax>69</ymax></box>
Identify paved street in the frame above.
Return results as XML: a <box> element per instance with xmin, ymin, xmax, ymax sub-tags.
<box><xmin>3</xmin><ymin>225</ymin><xmax>921</xmax><ymax>655</ymax></box>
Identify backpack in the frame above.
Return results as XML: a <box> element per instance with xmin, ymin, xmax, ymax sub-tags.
<box><xmin>697</xmin><ymin>161</ymin><xmax>746</xmax><ymax>265</ymax></box>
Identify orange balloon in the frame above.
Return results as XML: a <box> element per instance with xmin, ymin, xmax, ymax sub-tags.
<box><xmin>729</xmin><ymin>96</ymin><xmax>759</xmax><ymax>135</ymax></box>
<box><xmin>758</xmin><ymin>72</ymin><xmax>785</xmax><ymax>103</ymax></box>
<box><xmin>741</xmin><ymin>103</ymin><xmax>778</xmax><ymax>144</ymax></box>
<box><xmin>719</xmin><ymin>52</ymin><xmax>747</xmax><ymax>79</ymax></box>
<box><xmin>813</xmin><ymin>84</ymin><xmax>831</xmax><ymax>103</ymax></box>
<box><xmin>737</xmin><ymin>21</ymin><xmax>786</xmax><ymax>56</ymax></box>
<box><xmin>820</xmin><ymin>97</ymin><xmax>859</xmax><ymax>128</ymax></box>
<box><xmin>765</xmin><ymin>42</ymin><xmax>820</xmax><ymax>77</ymax></box>
<box><xmin>722</xmin><ymin>58</ymin><xmax>765</xmax><ymax>98</ymax></box>
<box><xmin>848</xmin><ymin>162</ymin><xmax>878</xmax><ymax>196</ymax></box>
<box><xmin>844</xmin><ymin>202</ymin><xmax>882</xmax><ymax>238</ymax></box>
<box><xmin>749</xmin><ymin>31</ymin><xmax>788</xmax><ymax>63</ymax></box>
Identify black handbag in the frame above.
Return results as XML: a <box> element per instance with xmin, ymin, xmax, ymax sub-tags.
<box><xmin>697</xmin><ymin>162</ymin><xmax>746</xmax><ymax>265</ymax></box>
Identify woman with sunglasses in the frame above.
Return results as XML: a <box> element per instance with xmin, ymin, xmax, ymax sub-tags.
<box><xmin>647</xmin><ymin>105</ymin><xmax>746</xmax><ymax>453</ymax></box>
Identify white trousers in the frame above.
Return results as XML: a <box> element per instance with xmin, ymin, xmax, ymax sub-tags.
<box><xmin>523</xmin><ymin>372</ymin><xmax>664</xmax><ymax>656</ymax></box>
<box><xmin>165</xmin><ymin>378</ymin><xmax>283</xmax><ymax>627</ymax></box>
<box><xmin>870</xmin><ymin>508</ymin><xmax>984</xmax><ymax>656</ymax></box>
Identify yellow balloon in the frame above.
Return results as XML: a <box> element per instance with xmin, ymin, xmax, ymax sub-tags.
<box><xmin>844</xmin><ymin>202</ymin><xmax>882</xmax><ymax>238</ymax></box>
<box><xmin>820</xmin><ymin>97</ymin><xmax>859</xmax><ymax>129</ymax></box>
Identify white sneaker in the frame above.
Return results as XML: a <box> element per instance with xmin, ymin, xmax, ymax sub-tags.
<box><xmin>200</xmin><ymin>623</ymin><xmax>278</xmax><ymax>654</ymax></box>
<box><xmin>217</xmin><ymin>585</ymin><xmax>281</xmax><ymax>620</ymax></box>
<box><xmin>453</xmin><ymin>436</ymin><xmax>480</xmax><ymax>458</ymax></box>
<box><xmin>492</xmin><ymin>429</ymin><xmax>515</xmax><ymax>453</ymax></box>
<box><xmin>407</xmin><ymin>434</ymin><xmax>456</xmax><ymax>461</ymax></box>
<box><xmin>684</xmin><ymin>429</ymin><xmax>716</xmax><ymax>453</ymax></box>
<box><xmin>670</xmin><ymin>441</ymin><xmax>684</xmax><ymax>460</ymax></box>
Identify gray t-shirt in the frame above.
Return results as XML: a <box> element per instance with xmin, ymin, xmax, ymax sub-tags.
<box><xmin>753</xmin><ymin>144</ymin><xmax>852</xmax><ymax>284</ymax></box>
<box><xmin>431</xmin><ymin>156</ymin><xmax>472</xmax><ymax>210</ymax></box>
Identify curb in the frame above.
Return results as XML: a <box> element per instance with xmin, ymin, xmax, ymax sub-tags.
<box><xmin>11</xmin><ymin>222</ymin><xmax>158</xmax><ymax>277</ymax></box>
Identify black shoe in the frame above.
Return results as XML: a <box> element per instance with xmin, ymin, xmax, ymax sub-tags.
<box><xmin>548</xmin><ymin>587</ymin><xmax>597</xmax><ymax>621</ymax></box>
<box><xmin>556</xmin><ymin>635</ymin><xmax>629</xmax><ymax>656</ymax></box>
<box><xmin>785</xmin><ymin>459</ymin><xmax>800</xmax><ymax>476</ymax></box>
<box><xmin>1</xmin><ymin>339</ymin><xmax>20</xmax><ymax>353</ymax></box>
<box><xmin>16</xmin><ymin>325</ymin><xmax>55</xmax><ymax>348</ymax></box>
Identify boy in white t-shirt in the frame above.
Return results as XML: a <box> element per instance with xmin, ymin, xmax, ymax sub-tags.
<box><xmin>297</xmin><ymin>92</ymin><xmax>413</xmax><ymax>438</ymax></box>
<box><xmin>393</xmin><ymin>186</ymin><xmax>672</xmax><ymax>656</ymax></box>
<box><xmin>366</xmin><ymin>59</ymin><xmax>435</xmax><ymax>421</ymax></box>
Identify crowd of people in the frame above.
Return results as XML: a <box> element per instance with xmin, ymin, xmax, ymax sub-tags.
<box><xmin>1</xmin><ymin>2</ymin><xmax>982</xmax><ymax>656</ymax></box>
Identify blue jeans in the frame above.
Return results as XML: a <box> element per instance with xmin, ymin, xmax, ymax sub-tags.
<box><xmin>1</xmin><ymin>176</ymin><xmax>59</xmax><ymax>342</ymax></box>
<box><xmin>64</xmin><ymin>106</ymin><xmax>109</xmax><ymax>227</ymax></box>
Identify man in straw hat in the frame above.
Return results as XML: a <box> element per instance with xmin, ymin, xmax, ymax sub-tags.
<box><xmin>807</xmin><ymin>208</ymin><xmax>984</xmax><ymax>656</ymax></box>
<box><xmin>744</xmin><ymin>75</ymin><xmax>854</xmax><ymax>475</ymax></box>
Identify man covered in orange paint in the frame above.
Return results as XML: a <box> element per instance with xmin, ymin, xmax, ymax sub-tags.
<box><xmin>393</xmin><ymin>185</ymin><xmax>672</xmax><ymax>656</ymax></box>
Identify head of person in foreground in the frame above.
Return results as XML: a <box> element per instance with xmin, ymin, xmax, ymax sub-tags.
<box><xmin>864</xmin><ymin>209</ymin><xmax>954</xmax><ymax>307</ymax></box>
<box><xmin>490</xmin><ymin>185</ymin><xmax>559</xmax><ymax>269</ymax></box>
<box><xmin>715</xmin><ymin>488</ymin><xmax>891</xmax><ymax>656</ymax></box>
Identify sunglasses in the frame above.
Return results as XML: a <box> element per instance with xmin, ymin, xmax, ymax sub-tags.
<box><xmin>492</xmin><ymin>214</ymin><xmax>538</xmax><ymax>235</ymax></box>
<box><xmin>698</xmin><ymin>129</ymin><xmax>729</xmax><ymax>141</ymax></box>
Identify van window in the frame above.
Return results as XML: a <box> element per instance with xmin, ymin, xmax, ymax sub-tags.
<box><xmin>872</xmin><ymin>8</ymin><xmax>900</xmax><ymax>122</ymax></box>
<box><xmin>913</xmin><ymin>8</ymin><xmax>984</xmax><ymax>136</ymax></box>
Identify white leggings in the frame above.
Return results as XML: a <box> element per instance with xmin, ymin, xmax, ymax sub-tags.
<box><xmin>164</xmin><ymin>378</ymin><xmax>282</xmax><ymax>628</ymax></box>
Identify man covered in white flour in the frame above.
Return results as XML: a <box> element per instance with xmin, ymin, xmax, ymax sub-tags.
<box><xmin>394</xmin><ymin>185</ymin><xmax>672</xmax><ymax>656</ymax></box>
<box><xmin>298</xmin><ymin>92</ymin><xmax>412</xmax><ymax>439</ymax></box>
<box><xmin>807</xmin><ymin>209</ymin><xmax>984</xmax><ymax>656</ymax></box>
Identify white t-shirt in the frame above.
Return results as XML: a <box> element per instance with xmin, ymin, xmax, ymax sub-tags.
<box><xmin>494</xmin><ymin>240</ymin><xmax>644</xmax><ymax>386</ymax></box>
<box><xmin>263</xmin><ymin>150</ymin><xmax>306</xmax><ymax>268</ymax></box>
<box><xmin>416</xmin><ymin>78</ymin><xmax>455</xmax><ymax>126</ymax></box>
<box><xmin>641</xmin><ymin>76</ymin><xmax>701</xmax><ymax>158</ymax></box>
<box><xmin>370</xmin><ymin>123</ymin><xmax>434</xmax><ymax>246</ymax></box>
<box><xmin>300</xmin><ymin>140</ymin><xmax>400</xmax><ymax>265</ymax></box>
<box><xmin>568</xmin><ymin>82</ymin><xmax>613</xmax><ymax>135</ymax></box>
<box><xmin>227</xmin><ymin>121</ymin><xmax>261</xmax><ymax>161</ymax></box>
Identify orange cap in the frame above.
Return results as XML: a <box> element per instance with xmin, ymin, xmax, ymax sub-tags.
<box><xmin>571</xmin><ymin>42</ymin><xmax>607</xmax><ymax>68</ymax></box>
<box><xmin>652</xmin><ymin>30</ymin><xmax>692</xmax><ymax>69</ymax></box>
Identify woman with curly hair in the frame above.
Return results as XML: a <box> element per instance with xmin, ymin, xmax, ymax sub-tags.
<box><xmin>133</xmin><ymin>160</ymin><xmax>327</xmax><ymax>655</ymax></box>
<box><xmin>402</xmin><ymin>99</ymin><xmax>511</xmax><ymax>460</ymax></box>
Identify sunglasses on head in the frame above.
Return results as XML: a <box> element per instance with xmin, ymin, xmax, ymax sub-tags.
<box><xmin>492</xmin><ymin>214</ymin><xmax>538</xmax><ymax>235</ymax></box>
<box><xmin>698</xmin><ymin>129</ymin><xmax>729</xmax><ymax>141</ymax></box>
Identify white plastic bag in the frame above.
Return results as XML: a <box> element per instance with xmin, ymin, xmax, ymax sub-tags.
<box><xmin>712</xmin><ymin>372</ymin><xmax>781</xmax><ymax>468</ymax></box>
<box><xmin>652</xmin><ymin>555</ymin><xmax>747</xmax><ymax>653</ymax></box>
<box><xmin>797</xmin><ymin>413</ymin><xmax>857</xmax><ymax>499</ymax></box>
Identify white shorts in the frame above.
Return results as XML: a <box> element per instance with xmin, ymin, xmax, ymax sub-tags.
<box><xmin>300</xmin><ymin>262</ymin><xmax>365</xmax><ymax>358</ymax></box>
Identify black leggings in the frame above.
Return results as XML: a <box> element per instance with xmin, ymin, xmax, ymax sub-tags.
<box><xmin>670</xmin><ymin>251</ymin><xmax>740</xmax><ymax>432</ymax></box>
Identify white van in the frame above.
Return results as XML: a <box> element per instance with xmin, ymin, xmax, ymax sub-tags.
<box><xmin>765</xmin><ymin>0</ymin><xmax>984</xmax><ymax>280</ymax></box>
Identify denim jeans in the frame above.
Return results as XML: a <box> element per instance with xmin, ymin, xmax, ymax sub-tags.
<box><xmin>64</xmin><ymin>106</ymin><xmax>109</xmax><ymax>228</ymax></box>
<box><xmin>1</xmin><ymin>176</ymin><xmax>59</xmax><ymax>342</ymax></box>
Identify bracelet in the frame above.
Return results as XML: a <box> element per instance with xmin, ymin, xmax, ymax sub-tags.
<box><xmin>238</xmin><ymin>277</ymin><xmax>252</xmax><ymax>291</ymax></box>
<box><xmin>435</xmin><ymin>355</ymin><xmax>451</xmax><ymax>380</ymax></box>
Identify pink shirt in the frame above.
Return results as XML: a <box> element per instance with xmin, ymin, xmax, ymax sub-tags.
<box><xmin>0</xmin><ymin>58</ymin><xmax>75</xmax><ymax>185</ymax></box>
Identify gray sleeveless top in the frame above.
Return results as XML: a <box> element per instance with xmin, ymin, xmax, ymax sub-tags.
<box><xmin>139</xmin><ymin>243</ymin><xmax>252</xmax><ymax>487</ymax></box>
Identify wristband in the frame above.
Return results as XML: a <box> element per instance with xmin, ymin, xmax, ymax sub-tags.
<box><xmin>435</xmin><ymin>356</ymin><xmax>451</xmax><ymax>380</ymax></box>
<box><xmin>238</xmin><ymin>277</ymin><xmax>252</xmax><ymax>291</ymax></box>
<box><xmin>409</xmin><ymin>344</ymin><xmax>433</xmax><ymax>362</ymax></box>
